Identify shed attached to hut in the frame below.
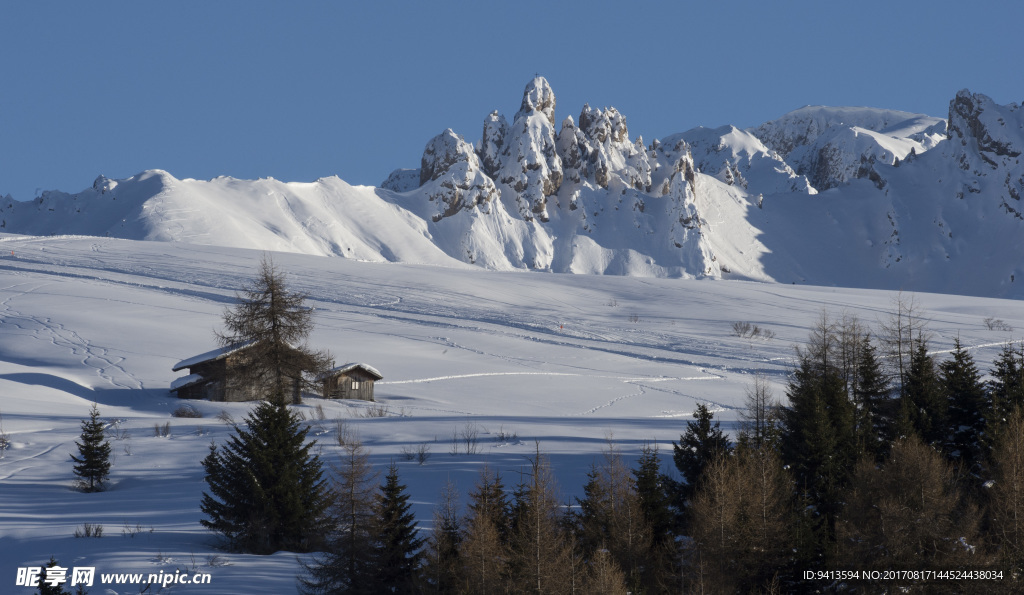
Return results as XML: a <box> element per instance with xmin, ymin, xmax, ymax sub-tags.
<box><xmin>320</xmin><ymin>363</ymin><xmax>383</xmax><ymax>401</ymax></box>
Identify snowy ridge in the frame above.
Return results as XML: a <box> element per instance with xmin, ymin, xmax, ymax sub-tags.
<box><xmin>4</xmin><ymin>80</ymin><xmax>1024</xmax><ymax>297</ymax></box>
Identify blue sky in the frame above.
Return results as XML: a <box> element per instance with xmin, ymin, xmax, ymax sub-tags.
<box><xmin>2</xmin><ymin>1</ymin><xmax>1022</xmax><ymax>201</ymax></box>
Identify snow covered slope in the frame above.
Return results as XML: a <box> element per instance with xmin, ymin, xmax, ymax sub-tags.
<box><xmin>4</xmin><ymin>80</ymin><xmax>1024</xmax><ymax>298</ymax></box>
<box><xmin>2</xmin><ymin>235</ymin><xmax>1023</xmax><ymax>593</ymax></box>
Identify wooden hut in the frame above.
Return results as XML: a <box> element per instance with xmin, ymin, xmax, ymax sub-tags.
<box><xmin>170</xmin><ymin>341</ymin><xmax>300</xmax><ymax>403</ymax></box>
<box><xmin>320</xmin><ymin>363</ymin><xmax>383</xmax><ymax>401</ymax></box>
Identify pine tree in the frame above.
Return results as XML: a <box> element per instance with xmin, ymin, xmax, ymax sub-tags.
<box><xmin>201</xmin><ymin>400</ymin><xmax>330</xmax><ymax>554</ymax></box>
<box><xmin>374</xmin><ymin>462</ymin><xmax>425</xmax><ymax>592</ymax></box>
<box><xmin>300</xmin><ymin>441</ymin><xmax>379</xmax><ymax>595</ymax></box>
<box><xmin>70</xmin><ymin>403</ymin><xmax>111</xmax><ymax>492</ymax></box>
<box><xmin>941</xmin><ymin>337</ymin><xmax>988</xmax><ymax>474</ymax></box>
<box><xmin>218</xmin><ymin>254</ymin><xmax>333</xmax><ymax>404</ymax></box>
<box><xmin>671</xmin><ymin>404</ymin><xmax>732</xmax><ymax>503</ymax></box>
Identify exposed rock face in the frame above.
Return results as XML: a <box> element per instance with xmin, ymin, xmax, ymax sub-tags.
<box><xmin>572</xmin><ymin>104</ymin><xmax>651</xmax><ymax>191</ymax></box>
<box><xmin>945</xmin><ymin>89</ymin><xmax>1024</xmax><ymax>210</ymax></box>
<box><xmin>418</xmin><ymin>129</ymin><xmax>499</xmax><ymax>222</ymax></box>
<box><xmin>497</xmin><ymin>77</ymin><xmax>563</xmax><ymax>221</ymax></box>
<box><xmin>665</xmin><ymin>170</ymin><xmax>718</xmax><ymax>277</ymax></box>
<box><xmin>479</xmin><ymin>111</ymin><xmax>509</xmax><ymax>178</ymax></box>
<box><xmin>948</xmin><ymin>90</ymin><xmax>1023</xmax><ymax>163</ymax></box>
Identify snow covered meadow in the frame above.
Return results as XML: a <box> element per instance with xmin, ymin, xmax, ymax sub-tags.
<box><xmin>2</xmin><ymin>233</ymin><xmax>1023</xmax><ymax>593</ymax></box>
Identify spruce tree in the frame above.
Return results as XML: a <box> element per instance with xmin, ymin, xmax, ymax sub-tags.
<box><xmin>941</xmin><ymin>338</ymin><xmax>988</xmax><ymax>474</ymax></box>
<box><xmin>671</xmin><ymin>403</ymin><xmax>732</xmax><ymax>503</ymax></box>
<box><xmin>37</xmin><ymin>557</ymin><xmax>71</xmax><ymax>595</ymax></box>
<box><xmin>70</xmin><ymin>403</ymin><xmax>111</xmax><ymax>492</ymax></box>
<box><xmin>374</xmin><ymin>462</ymin><xmax>425</xmax><ymax>592</ymax></box>
<box><xmin>898</xmin><ymin>338</ymin><xmax>945</xmax><ymax>446</ymax></box>
<box><xmin>779</xmin><ymin>353</ymin><xmax>857</xmax><ymax>544</ymax></box>
<box><xmin>633</xmin><ymin>443</ymin><xmax>673</xmax><ymax>546</ymax></box>
<box><xmin>989</xmin><ymin>342</ymin><xmax>1024</xmax><ymax>426</ymax></box>
<box><xmin>201</xmin><ymin>400</ymin><xmax>330</xmax><ymax>554</ymax></box>
<box><xmin>852</xmin><ymin>335</ymin><xmax>893</xmax><ymax>459</ymax></box>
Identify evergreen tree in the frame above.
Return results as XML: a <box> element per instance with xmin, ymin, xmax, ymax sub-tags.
<box><xmin>633</xmin><ymin>443</ymin><xmax>673</xmax><ymax>546</ymax></box>
<box><xmin>218</xmin><ymin>254</ymin><xmax>333</xmax><ymax>404</ymax></box>
<box><xmin>780</xmin><ymin>355</ymin><xmax>857</xmax><ymax>531</ymax></box>
<box><xmin>37</xmin><ymin>557</ymin><xmax>71</xmax><ymax>595</ymax></box>
<box><xmin>671</xmin><ymin>404</ymin><xmax>732</xmax><ymax>503</ymax></box>
<box><xmin>201</xmin><ymin>400</ymin><xmax>330</xmax><ymax>554</ymax></box>
<box><xmin>898</xmin><ymin>338</ymin><xmax>945</xmax><ymax>447</ymax></box>
<box><xmin>989</xmin><ymin>341</ymin><xmax>1024</xmax><ymax>427</ymax></box>
<box><xmin>941</xmin><ymin>337</ymin><xmax>988</xmax><ymax>474</ymax></box>
<box><xmin>70</xmin><ymin>403</ymin><xmax>111</xmax><ymax>492</ymax></box>
<box><xmin>300</xmin><ymin>441</ymin><xmax>379</xmax><ymax>595</ymax></box>
<box><xmin>374</xmin><ymin>462</ymin><xmax>425</xmax><ymax>593</ymax></box>
<box><xmin>852</xmin><ymin>335</ymin><xmax>893</xmax><ymax>459</ymax></box>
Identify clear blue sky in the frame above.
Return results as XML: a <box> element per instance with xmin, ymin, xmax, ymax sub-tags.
<box><xmin>2</xmin><ymin>1</ymin><xmax>1021</xmax><ymax>201</ymax></box>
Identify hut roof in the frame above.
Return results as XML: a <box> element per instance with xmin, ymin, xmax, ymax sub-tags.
<box><xmin>172</xmin><ymin>340</ymin><xmax>255</xmax><ymax>372</ymax></box>
<box><xmin>320</xmin><ymin>363</ymin><xmax>383</xmax><ymax>381</ymax></box>
<box><xmin>170</xmin><ymin>373</ymin><xmax>204</xmax><ymax>391</ymax></box>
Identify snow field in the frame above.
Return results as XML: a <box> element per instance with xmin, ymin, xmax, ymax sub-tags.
<box><xmin>2</xmin><ymin>234</ymin><xmax>1023</xmax><ymax>593</ymax></box>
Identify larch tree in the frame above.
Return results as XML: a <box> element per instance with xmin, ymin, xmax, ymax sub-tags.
<box><xmin>299</xmin><ymin>441</ymin><xmax>379</xmax><ymax>595</ymax></box>
<box><xmin>70</xmin><ymin>403</ymin><xmax>111</xmax><ymax>492</ymax></box>
<box><xmin>218</xmin><ymin>254</ymin><xmax>333</xmax><ymax>404</ymax></box>
<box><xmin>459</xmin><ymin>466</ymin><xmax>511</xmax><ymax>594</ymax></box>
<box><xmin>422</xmin><ymin>479</ymin><xmax>462</xmax><ymax>594</ymax></box>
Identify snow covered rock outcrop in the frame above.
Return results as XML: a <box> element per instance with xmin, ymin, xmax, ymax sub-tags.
<box><xmin>946</xmin><ymin>90</ymin><xmax>1024</xmax><ymax>206</ymax></box>
<box><xmin>495</xmin><ymin>77</ymin><xmax>563</xmax><ymax>222</ymax></box>
<box><xmin>418</xmin><ymin>129</ymin><xmax>499</xmax><ymax>222</ymax></box>
<box><xmin>681</xmin><ymin>125</ymin><xmax>815</xmax><ymax>196</ymax></box>
<box><xmin>751</xmin><ymin>106</ymin><xmax>946</xmax><ymax>191</ymax></box>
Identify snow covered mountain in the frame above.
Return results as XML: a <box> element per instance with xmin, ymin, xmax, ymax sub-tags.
<box><xmin>4</xmin><ymin>79</ymin><xmax>1024</xmax><ymax>298</ymax></box>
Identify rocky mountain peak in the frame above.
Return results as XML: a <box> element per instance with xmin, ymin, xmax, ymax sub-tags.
<box><xmin>948</xmin><ymin>90</ymin><xmax>1023</xmax><ymax>163</ymax></box>
<box><xmin>516</xmin><ymin>76</ymin><xmax>557</xmax><ymax>128</ymax></box>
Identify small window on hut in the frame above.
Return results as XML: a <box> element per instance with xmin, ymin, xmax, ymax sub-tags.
<box><xmin>352</xmin><ymin>381</ymin><xmax>360</xmax><ymax>390</ymax></box>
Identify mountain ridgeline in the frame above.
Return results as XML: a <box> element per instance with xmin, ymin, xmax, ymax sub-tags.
<box><xmin>4</xmin><ymin>78</ymin><xmax>1024</xmax><ymax>298</ymax></box>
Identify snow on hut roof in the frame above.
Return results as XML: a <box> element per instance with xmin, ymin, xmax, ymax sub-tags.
<box><xmin>320</xmin><ymin>363</ymin><xmax>383</xmax><ymax>380</ymax></box>
<box><xmin>170</xmin><ymin>373</ymin><xmax>204</xmax><ymax>391</ymax></box>
<box><xmin>172</xmin><ymin>340</ymin><xmax>255</xmax><ymax>372</ymax></box>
